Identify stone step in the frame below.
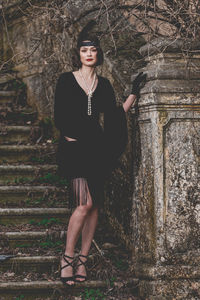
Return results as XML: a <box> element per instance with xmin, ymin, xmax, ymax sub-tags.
<box><xmin>0</xmin><ymin>279</ymin><xmax>110</xmax><ymax>300</ymax></box>
<box><xmin>0</xmin><ymin>91</ymin><xmax>16</xmax><ymax>104</ymax></box>
<box><xmin>0</xmin><ymin>164</ymin><xmax>58</xmax><ymax>185</ymax></box>
<box><xmin>0</xmin><ymin>144</ymin><xmax>56</xmax><ymax>163</ymax></box>
<box><xmin>0</xmin><ymin>73</ymin><xmax>15</xmax><ymax>85</ymax></box>
<box><xmin>0</xmin><ymin>256</ymin><xmax>59</xmax><ymax>275</ymax></box>
<box><xmin>0</xmin><ymin>185</ymin><xmax>67</xmax><ymax>207</ymax></box>
<box><xmin>0</xmin><ymin>207</ymin><xmax>70</xmax><ymax>225</ymax></box>
<box><xmin>0</xmin><ymin>230</ymin><xmax>65</xmax><ymax>247</ymax></box>
<box><xmin>0</xmin><ymin>125</ymin><xmax>40</xmax><ymax>144</ymax></box>
<box><xmin>1</xmin><ymin>108</ymin><xmax>38</xmax><ymax>125</ymax></box>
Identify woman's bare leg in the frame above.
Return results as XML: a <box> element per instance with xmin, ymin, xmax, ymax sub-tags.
<box><xmin>61</xmin><ymin>178</ymin><xmax>100</xmax><ymax>284</ymax></box>
<box><xmin>75</xmin><ymin>206</ymin><xmax>98</xmax><ymax>280</ymax></box>
<box><xmin>61</xmin><ymin>203</ymin><xmax>92</xmax><ymax>284</ymax></box>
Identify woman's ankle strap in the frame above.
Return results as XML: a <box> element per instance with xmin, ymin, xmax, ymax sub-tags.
<box><xmin>63</xmin><ymin>254</ymin><xmax>74</xmax><ymax>259</ymax></box>
<box><xmin>79</xmin><ymin>254</ymin><xmax>87</xmax><ymax>257</ymax></box>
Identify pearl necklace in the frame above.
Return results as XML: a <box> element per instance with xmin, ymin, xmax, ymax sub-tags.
<box><xmin>79</xmin><ymin>69</ymin><xmax>97</xmax><ymax>115</ymax></box>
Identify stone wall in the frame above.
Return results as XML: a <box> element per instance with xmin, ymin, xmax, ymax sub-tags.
<box><xmin>131</xmin><ymin>40</ymin><xmax>200</xmax><ymax>299</ymax></box>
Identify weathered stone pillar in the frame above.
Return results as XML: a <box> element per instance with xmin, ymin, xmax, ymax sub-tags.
<box><xmin>131</xmin><ymin>40</ymin><xmax>200</xmax><ymax>299</ymax></box>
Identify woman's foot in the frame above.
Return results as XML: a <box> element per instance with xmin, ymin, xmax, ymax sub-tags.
<box><xmin>74</xmin><ymin>254</ymin><xmax>88</xmax><ymax>282</ymax></box>
<box><xmin>60</xmin><ymin>254</ymin><xmax>75</xmax><ymax>285</ymax></box>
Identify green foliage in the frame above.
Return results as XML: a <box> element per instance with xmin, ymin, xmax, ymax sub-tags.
<box><xmin>109</xmin><ymin>276</ymin><xmax>116</xmax><ymax>287</ymax></box>
<box><xmin>52</xmin><ymin>137</ymin><xmax>59</xmax><ymax>144</ymax></box>
<box><xmin>14</xmin><ymin>177</ymin><xmax>30</xmax><ymax>184</ymax></box>
<box><xmin>37</xmin><ymin>173</ymin><xmax>68</xmax><ymax>186</ymax></box>
<box><xmin>80</xmin><ymin>288</ymin><xmax>105</xmax><ymax>300</ymax></box>
<box><xmin>15</xmin><ymin>239</ymin><xmax>62</xmax><ymax>251</ymax></box>
<box><xmin>26</xmin><ymin>196</ymin><xmax>60</xmax><ymax>207</ymax></box>
<box><xmin>106</xmin><ymin>253</ymin><xmax>129</xmax><ymax>271</ymax></box>
<box><xmin>114</xmin><ymin>258</ymin><xmax>129</xmax><ymax>271</ymax></box>
<box><xmin>15</xmin><ymin>295</ymin><xmax>25</xmax><ymax>300</ymax></box>
<box><xmin>26</xmin><ymin>196</ymin><xmax>45</xmax><ymax>206</ymax></box>
<box><xmin>12</xmin><ymin>80</ymin><xmax>26</xmax><ymax>91</ymax></box>
<box><xmin>30</xmin><ymin>156</ymin><xmax>45</xmax><ymax>163</ymax></box>
<box><xmin>29</xmin><ymin>217</ymin><xmax>62</xmax><ymax>227</ymax></box>
<box><xmin>16</xmin><ymin>243</ymin><xmax>31</xmax><ymax>248</ymax></box>
<box><xmin>39</xmin><ymin>238</ymin><xmax>62</xmax><ymax>250</ymax></box>
<box><xmin>12</xmin><ymin>173</ymin><xmax>68</xmax><ymax>186</ymax></box>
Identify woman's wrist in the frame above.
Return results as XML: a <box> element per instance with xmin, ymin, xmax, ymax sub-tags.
<box><xmin>123</xmin><ymin>94</ymin><xmax>136</xmax><ymax>112</ymax></box>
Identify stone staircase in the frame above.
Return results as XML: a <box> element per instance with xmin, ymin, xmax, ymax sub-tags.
<box><xmin>0</xmin><ymin>73</ymin><xmax>139</xmax><ymax>300</ymax></box>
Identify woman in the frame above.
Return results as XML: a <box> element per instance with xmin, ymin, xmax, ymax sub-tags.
<box><xmin>54</xmin><ymin>22</ymin><xmax>146</xmax><ymax>285</ymax></box>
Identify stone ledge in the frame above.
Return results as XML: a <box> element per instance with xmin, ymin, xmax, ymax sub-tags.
<box><xmin>0</xmin><ymin>125</ymin><xmax>38</xmax><ymax>133</ymax></box>
<box><xmin>0</xmin><ymin>164</ymin><xmax>58</xmax><ymax>185</ymax></box>
<box><xmin>134</xmin><ymin>265</ymin><xmax>200</xmax><ymax>280</ymax></box>
<box><xmin>0</xmin><ymin>231</ymin><xmax>51</xmax><ymax>239</ymax></box>
<box><xmin>0</xmin><ymin>256</ymin><xmax>58</xmax><ymax>264</ymax></box>
<box><xmin>139</xmin><ymin>279</ymin><xmax>200</xmax><ymax>300</ymax></box>
<box><xmin>0</xmin><ymin>279</ymin><xmax>125</xmax><ymax>300</ymax></box>
<box><xmin>0</xmin><ymin>165</ymin><xmax>57</xmax><ymax>172</ymax></box>
<box><xmin>0</xmin><ymin>279</ymin><xmax>138</xmax><ymax>300</ymax></box>
<box><xmin>0</xmin><ymin>207</ymin><xmax>70</xmax><ymax>225</ymax></box>
<box><xmin>0</xmin><ymin>230</ymin><xmax>64</xmax><ymax>240</ymax></box>
<box><xmin>0</xmin><ymin>231</ymin><xmax>66</xmax><ymax>248</ymax></box>
<box><xmin>0</xmin><ymin>144</ymin><xmax>55</xmax><ymax>152</ymax></box>
<box><xmin>141</xmin><ymin>79</ymin><xmax>200</xmax><ymax>95</ymax></box>
<box><xmin>0</xmin><ymin>125</ymin><xmax>40</xmax><ymax>144</ymax></box>
<box><xmin>0</xmin><ymin>91</ymin><xmax>16</xmax><ymax>104</ymax></box>
<box><xmin>139</xmin><ymin>38</ymin><xmax>200</xmax><ymax>57</ymax></box>
<box><xmin>136</xmin><ymin>63</ymin><xmax>200</xmax><ymax>81</ymax></box>
<box><xmin>0</xmin><ymin>279</ymin><xmax>109</xmax><ymax>289</ymax></box>
<box><xmin>0</xmin><ymin>207</ymin><xmax>69</xmax><ymax>216</ymax></box>
<box><xmin>131</xmin><ymin>102</ymin><xmax>200</xmax><ymax>115</ymax></box>
<box><xmin>0</xmin><ymin>74</ymin><xmax>16</xmax><ymax>84</ymax></box>
<box><xmin>0</xmin><ymin>144</ymin><xmax>56</xmax><ymax>163</ymax></box>
<box><xmin>0</xmin><ymin>185</ymin><xmax>62</xmax><ymax>193</ymax></box>
<box><xmin>0</xmin><ymin>91</ymin><xmax>16</xmax><ymax>96</ymax></box>
<box><xmin>0</xmin><ymin>256</ymin><xmax>59</xmax><ymax>274</ymax></box>
<box><xmin>0</xmin><ymin>185</ymin><xmax>67</xmax><ymax>206</ymax></box>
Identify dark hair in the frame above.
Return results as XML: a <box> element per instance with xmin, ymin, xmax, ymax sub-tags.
<box><xmin>71</xmin><ymin>33</ymin><xmax>104</xmax><ymax>68</ymax></box>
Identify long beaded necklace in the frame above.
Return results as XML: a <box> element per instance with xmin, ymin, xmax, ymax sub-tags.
<box><xmin>79</xmin><ymin>69</ymin><xmax>97</xmax><ymax>115</ymax></box>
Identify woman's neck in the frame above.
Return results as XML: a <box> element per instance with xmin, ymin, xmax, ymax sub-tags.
<box><xmin>79</xmin><ymin>65</ymin><xmax>96</xmax><ymax>79</ymax></box>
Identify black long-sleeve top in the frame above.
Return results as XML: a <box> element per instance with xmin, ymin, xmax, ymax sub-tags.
<box><xmin>54</xmin><ymin>71</ymin><xmax>128</xmax><ymax>170</ymax></box>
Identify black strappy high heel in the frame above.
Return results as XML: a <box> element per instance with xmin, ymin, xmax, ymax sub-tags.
<box><xmin>60</xmin><ymin>254</ymin><xmax>75</xmax><ymax>285</ymax></box>
<box><xmin>74</xmin><ymin>254</ymin><xmax>88</xmax><ymax>282</ymax></box>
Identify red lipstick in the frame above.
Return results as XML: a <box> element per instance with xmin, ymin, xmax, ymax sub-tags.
<box><xmin>86</xmin><ymin>59</ymin><xmax>93</xmax><ymax>61</ymax></box>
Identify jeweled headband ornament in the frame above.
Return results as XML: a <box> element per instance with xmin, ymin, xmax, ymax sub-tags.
<box><xmin>80</xmin><ymin>41</ymin><xmax>99</xmax><ymax>47</ymax></box>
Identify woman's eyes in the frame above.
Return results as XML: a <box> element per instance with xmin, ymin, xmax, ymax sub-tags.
<box><xmin>81</xmin><ymin>49</ymin><xmax>97</xmax><ymax>53</ymax></box>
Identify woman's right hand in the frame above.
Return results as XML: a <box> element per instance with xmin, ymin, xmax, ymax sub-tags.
<box><xmin>64</xmin><ymin>136</ymin><xmax>77</xmax><ymax>142</ymax></box>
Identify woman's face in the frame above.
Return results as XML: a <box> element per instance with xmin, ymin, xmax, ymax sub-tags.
<box><xmin>79</xmin><ymin>42</ymin><xmax>98</xmax><ymax>67</ymax></box>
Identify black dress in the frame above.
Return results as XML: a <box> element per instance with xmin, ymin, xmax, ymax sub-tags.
<box><xmin>54</xmin><ymin>71</ymin><xmax>128</xmax><ymax>208</ymax></box>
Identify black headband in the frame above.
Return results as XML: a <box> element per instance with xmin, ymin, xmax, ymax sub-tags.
<box><xmin>79</xmin><ymin>41</ymin><xmax>99</xmax><ymax>47</ymax></box>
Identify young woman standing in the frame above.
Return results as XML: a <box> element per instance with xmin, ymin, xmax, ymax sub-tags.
<box><xmin>54</xmin><ymin>22</ymin><xmax>146</xmax><ymax>286</ymax></box>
